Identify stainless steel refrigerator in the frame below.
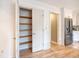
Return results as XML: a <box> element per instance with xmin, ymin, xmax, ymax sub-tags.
<box><xmin>64</xmin><ymin>18</ymin><xmax>73</xmax><ymax>46</ymax></box>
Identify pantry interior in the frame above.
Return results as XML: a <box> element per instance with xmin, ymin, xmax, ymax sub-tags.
<box><xmin>19</xmin><ymin>8</ymin><xmax>32</xmax><ymax>57</ymax></box>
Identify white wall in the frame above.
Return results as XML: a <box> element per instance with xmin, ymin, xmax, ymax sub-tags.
<box><xmin>72</xmin><ymin>11</ymin><xmax>77</xmax><ymax>25</ymax></box>
<box><xmin>76</xmin><ymin>13</ymin><xmax>79</xmax><ymax>25</ymax></box>
<box><xmin>64</xmin><ymin>8</ymin><xmax>73</xmax><ymax>18</ymax></box>
<box><xmin>0</xmin><ymin>0</ymin><xmax>15</xmax><ymax>58</ymax></box>
<box><xmin>36</xmin><ymin>0</ymin><xmax>79</xmax><ymax>11</ymax></box>
<box><xmin>72</xmin><ymin>10</ymin><xmax>79</xmax><ymax>26</ymax></box>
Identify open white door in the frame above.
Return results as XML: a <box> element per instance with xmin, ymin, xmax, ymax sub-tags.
<box><xmin>32</xmin><ymin>8</ymin><xmax>44</xmax><ymax>52</ymax></box>
<box><xmin>15</xmin><ymin>1</ymin><xmax>20</xmax><ymax>58</ymax></box>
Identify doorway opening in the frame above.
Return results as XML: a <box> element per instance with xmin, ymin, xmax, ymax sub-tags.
<box><xmin>15</xmin><ymin>7</ymin><xmax>44</xmax><ymax>58</ymax></box>
<box><xmin>19</xmin><ymin>8</ymin><xmax>32</xmax><ymax>57</ymax></box>
<box><xmin>50</xmin><ymin>13</ymin><xmax>58</xmax><ymax>46</ymax></box>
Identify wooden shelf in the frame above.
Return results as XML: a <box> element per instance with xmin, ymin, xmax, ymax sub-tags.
<box><xmin>20</xmin><ymin>41</ymin><xmax>32</xmax><ymax>45</ymax></box>
<box><xmin>20</xmin><ymin>29</ymin><xmax>32</xmax><ymax>32</ymax></box>
<box><xmin>20</xmin><ymin>16</ymin><xmax>32</xmax><ymax>19</ymax></box>
<box><xmin>19</xmin><ymin>23</ymin><xmax>32</xmax><ymax>25</ymax></box>
<box><xmin>20</xmin><ymin>35</ymin><xmax>32</xmax><ymax>38</ymax></box>
<box><xmin>20</xmin><ymin>8</ymin><xmax>32</xmax><ymax>11</ymax></box>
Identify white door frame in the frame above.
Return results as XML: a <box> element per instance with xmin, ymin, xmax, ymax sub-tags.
<box><xmin>15</xmin><ymin>0</ymin><xmax>20</xmax><ymax>58</ymax></box>
<box><xmin>15</xmin><ymin>3</ymin><xmax>44</xmax><ymax>57</ymax></box>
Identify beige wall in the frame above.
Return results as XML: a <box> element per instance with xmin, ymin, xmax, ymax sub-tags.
<box><xmin>50</xmin><ymin>13</ymin><xmax>58</xmax><ymax>43</ymax></box>
<box><xmin>0</xmin><ymin>0</ymin><xmax>15</xmax><ymax>57</ymax></box>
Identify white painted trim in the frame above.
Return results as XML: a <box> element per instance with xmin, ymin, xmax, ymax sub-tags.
<box><xmin>49</xmin><ymin>12</ymin><xmax>61</xmax><ymax>45</ymax></box>
<box><xmin>15</xmin><ymin>0</ymin><xmax>20</xmax><ymax>58</ymax></box>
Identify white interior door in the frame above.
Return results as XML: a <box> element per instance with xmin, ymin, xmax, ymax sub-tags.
<box><xmin>32</xmin><ymin>8</ymin><xmax>44</xmax><ymax>52</ymax></box>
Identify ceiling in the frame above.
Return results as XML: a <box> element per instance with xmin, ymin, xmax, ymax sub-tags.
<box><xmin>34</xmin><ymin>0</ymin><xmax>79</xmax><ymax>11</ymax></box>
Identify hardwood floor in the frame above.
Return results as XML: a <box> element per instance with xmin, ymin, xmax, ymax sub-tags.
<box><xmin>20</xmin><ymin>43</ymin><xmax>79</xmax><ymax>58</ymax></box>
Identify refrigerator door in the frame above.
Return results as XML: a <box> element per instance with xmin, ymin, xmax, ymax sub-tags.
<box><xmin>64</xmin><ymin>18</ymin><xmax>73</xmax><ymax>46</ymax></box>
